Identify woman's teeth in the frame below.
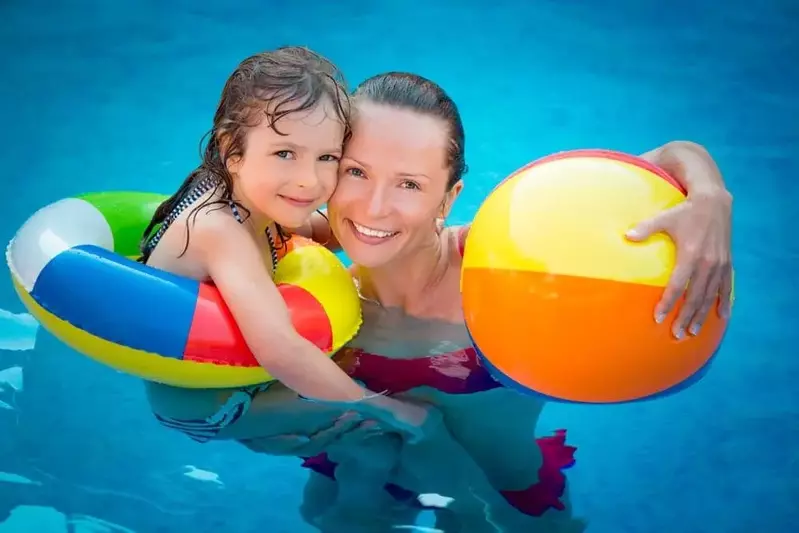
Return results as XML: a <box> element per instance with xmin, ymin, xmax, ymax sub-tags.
<box><xmin>352</xmin><ymin>221</ymin><xmax>397</xmax><ymax>238</ymax></box>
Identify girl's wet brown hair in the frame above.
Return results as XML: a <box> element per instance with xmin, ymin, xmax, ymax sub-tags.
<box><xmin>139</xmin><ymin>46</ymin><xmax>351</xmax><ymax>262</ymax></box>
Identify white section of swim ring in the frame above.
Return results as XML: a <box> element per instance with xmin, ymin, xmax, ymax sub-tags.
<box><xmin>5</xmin><ymin>198</ymin><xmax>114</xmax><ymax>292</ymax></box>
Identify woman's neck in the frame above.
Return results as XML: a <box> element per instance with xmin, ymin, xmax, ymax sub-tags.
<box><xmin>356</xmin><ymin>231</ymin><xmax>454</xmax><ymax>315</ymax></box>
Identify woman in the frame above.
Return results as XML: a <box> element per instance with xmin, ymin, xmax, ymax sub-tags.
<box><xmin>146</xmin><ymin>73</ymin><xmax>733</xmax><ymax>531</ymax></box>
<box><xmin>288</xmin><ymin>72</ymin><xmax>733</xmax><ymax>531</ymax></box>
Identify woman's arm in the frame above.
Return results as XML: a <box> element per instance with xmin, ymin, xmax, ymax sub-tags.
<box><xmin>460</xmin><ymin>142</ymin><xmax>733</xmax><ymax>337</ymax></box>
<box><xmin>630</xmin><ymin>141</ymin><xmax>733</xmax><ymax>336</ymax></box>
<box><xmin>286</xmin><ymin>211</ymin><xmax>342</xmax><ymax>252</ymax></box>
<box><xmin>456</xmin><ymin>142</ymin><xmax>729</xmax><ymax>238</ymax></box>
<box><xmin>639</xmin><ymin>140</ymin><xmax>731</xmax><ymax>199</ymax></box>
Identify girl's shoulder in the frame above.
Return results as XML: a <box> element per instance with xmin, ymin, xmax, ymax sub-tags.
<box><xmin>180</xmin><ymin>202</ymin><xmax>250</xmax><ymax>254</ymax></box>
<box><xmin>154</xmin><ymin>201</ymin><xmax>248</xmax><ymax>264</ymax></box>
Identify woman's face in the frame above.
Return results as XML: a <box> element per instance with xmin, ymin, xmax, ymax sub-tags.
<box><xmin>329</xmin><ymin>102</ymin><xmax>457</xmax><ymax>268</ymax></box>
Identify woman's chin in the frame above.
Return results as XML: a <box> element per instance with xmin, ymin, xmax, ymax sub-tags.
<box><xmin>343</xmin><ymin>239</ymin><xmax>402</xmax><ymax>269</ymax></box>
<box><xmin>345</xmin><ymin>250</ymin><xmax>394</xmax><ymax>269</ymax></box>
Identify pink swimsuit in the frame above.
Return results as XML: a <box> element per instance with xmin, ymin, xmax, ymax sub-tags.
<box><xmin>300</xmin><ymin>226</ymin><xmax>577</xmax><ymax>517</ymax></box>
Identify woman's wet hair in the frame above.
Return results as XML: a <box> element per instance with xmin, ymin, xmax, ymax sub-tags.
<box><xmin>139</xmin><ymin>46</ymin><xmax>351</xmax><ymax>262</ymax></box>
<box><xmin>353</xmin><ymin>72</ymin><xmax>467</xmax><ymax>190</ymax></box>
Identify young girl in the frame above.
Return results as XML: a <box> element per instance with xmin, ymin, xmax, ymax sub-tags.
<box><xmin>139</xmin><ymin>47</ymin><xmax>435</xmax><ymax>442</ymax></box>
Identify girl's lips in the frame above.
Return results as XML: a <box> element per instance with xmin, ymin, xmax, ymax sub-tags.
<box><xmin>279</xmin><ymin>195</ymin><xmax>315</xmax><ymax>207</ymax></box>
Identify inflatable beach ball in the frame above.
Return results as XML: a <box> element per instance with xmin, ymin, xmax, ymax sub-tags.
<box><xmin>461</xmin><ymin>149</ymin><xmax>729</xmax><ymax>404</ymax></box>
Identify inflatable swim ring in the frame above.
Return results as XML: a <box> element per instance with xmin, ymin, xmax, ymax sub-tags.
<box><xmin>5</xmin><ymin>191</ymin><xmax>362</xmax><ymax>388</ymax></box>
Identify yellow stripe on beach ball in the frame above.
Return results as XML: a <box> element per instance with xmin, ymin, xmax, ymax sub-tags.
<box><xmin>463</xmin><ymin>155</ymin><xmax>686</xmax><ymax>287</ymax></box>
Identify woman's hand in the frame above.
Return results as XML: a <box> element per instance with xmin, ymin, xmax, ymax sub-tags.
<box><xmin>283</xmin><ymin>211</ymin><xmax>341</xmax><ymax>251</ymax></box>
<box><xmin>627</xmin><ymin>141</ymin><xmax>733</xmax><ymax>339</ymax></box>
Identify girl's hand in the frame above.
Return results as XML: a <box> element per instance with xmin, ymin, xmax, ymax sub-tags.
<box><xmin>373</xmin><ymin>396</ymin><xmax>443</xmax><ymax>445</ymax></box>
<box><xmin>301</xmin><ymin>391</ymin><xmax>443</xmax><ymax>445</ymax></box>
<box><xmin>238</xmin><ymin>412</ymin><xmax>380</xmax><ymax>457</ymax></box>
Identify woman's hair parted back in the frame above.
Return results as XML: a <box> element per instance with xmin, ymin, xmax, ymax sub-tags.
<box><xmin>139</xmin><ymin>46</ymin><xmax>351</xmax><ymax>262</ymax></box>
<box><xmin>353</xmin><ymin>72</ymin><xmax>467</xmax><ymax>189</ymax></box>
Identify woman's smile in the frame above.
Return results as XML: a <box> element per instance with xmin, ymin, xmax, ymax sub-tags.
<box><xmin>347</xmin><ymin>219</ymin><xmax>400</xmax><ymax>244</ymax></box>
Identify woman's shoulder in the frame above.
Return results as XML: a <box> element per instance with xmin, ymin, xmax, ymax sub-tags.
<box><xmin>445</xmin><ymin>225</ymin><xmax>470</xmax><ymax>262</ymax></box>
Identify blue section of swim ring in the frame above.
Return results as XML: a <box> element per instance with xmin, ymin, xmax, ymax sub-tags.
<box><xmin>30</xmin><ymin>244</ymin><xmax>198</xmax><ymax>358</ymax></box>
<box><xmin>467</xmin><ymin>324</ymin><xmax>725</xmax><ymax>405</ymax></box>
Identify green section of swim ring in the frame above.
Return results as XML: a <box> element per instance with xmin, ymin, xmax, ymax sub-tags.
<box><xmin>78</xmin><ymin>191</ymin><xmax>168</xmax><ymax>258</ymax></box>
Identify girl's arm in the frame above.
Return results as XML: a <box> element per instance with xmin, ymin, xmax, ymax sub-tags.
<box><xmin>194</xmin><ymin>215</ymin><xmax>432</xmax><ymax>434</ymax></box>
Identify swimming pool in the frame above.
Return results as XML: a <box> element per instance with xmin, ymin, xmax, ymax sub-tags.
<box><xmin>1</xmin><ymin>0</ymin><xmax>797</xmax><ymax>531</ymax></box>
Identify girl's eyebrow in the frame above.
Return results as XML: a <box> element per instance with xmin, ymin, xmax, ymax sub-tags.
<box><xmin>271</xmin><ymin>141</ymin><xmax>342</xmax><ymax>154</ymax></box>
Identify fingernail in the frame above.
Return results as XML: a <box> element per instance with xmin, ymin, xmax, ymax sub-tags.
<box><xmin>340</xmin><ymin>412</ymin><xmax>362</xmax><ymax>423</ymax></box>
<box><xmin>655</xmin><ymin>312</ymin><xmax>666</xmax><ymax>324</ymax></box>
<box><xmin>674</xmin><ymin>328</ymin><xmax>684</xmax><ymax>340</ymax></box>
<box><xmin>689</xmin><ymin>324</ymin><xmax>701</xmax><ymax>336</ymax></box>
<box><xmin>626</xmin><ymin>229</ymin><xmax>640</xmax><ymax>239</ymax></box>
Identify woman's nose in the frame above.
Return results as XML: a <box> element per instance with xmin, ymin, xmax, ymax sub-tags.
<box><xmin>366</xmin><ymin>188</ymin><xmax>390</xmax><ymax>218</ymax></box>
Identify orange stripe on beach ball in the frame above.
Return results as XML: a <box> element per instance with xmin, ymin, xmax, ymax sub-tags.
<box><xmin>463</xmin><ymin>268</ymin><xmax>726</xmax><ymax>403</ymax></box>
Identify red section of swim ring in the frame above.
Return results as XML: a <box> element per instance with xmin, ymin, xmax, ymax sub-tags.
<box><xmin>183</xmin><ymin>282</ymin><xmax>333</xmax><ymax>366</ymax></box>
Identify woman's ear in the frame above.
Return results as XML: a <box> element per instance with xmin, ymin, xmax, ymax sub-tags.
<box><xmin>440</xmin><ymin>180</ymin><xmax>464</xmax><ymax>219</ymax></box>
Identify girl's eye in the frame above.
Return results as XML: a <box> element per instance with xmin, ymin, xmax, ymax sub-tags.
<box><xmin>346</xmin><ymin>167</ymin><xmax>365</xmax><ymax>178</ymax></box>
<box><xmin>275</xmin><ymin>150</ymin><xmax>295</xmax><ymax>159</ymax></box>
<box><xmin>319</xmin><ymin>154</ymin><xmax>340</xmax><ymax>162</ymax></box>
<box><xmin>401</xmin><ymin>180</ymin><xmax>421</xmax><ymax>190</ymax></box>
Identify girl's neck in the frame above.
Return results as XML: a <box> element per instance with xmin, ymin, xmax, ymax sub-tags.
<box><xmin>229</xmin><ymin>183</ymin><xmax>271</xmax><ymax>234</ymax></box>
<box><xmin>243</xmin><ymin>209</ymin><xmax>272</xmax><ymax>235</ymax></box>
<box><xmin>355</xmin><ymin>231</ymin><xmax>453</xmax><ymax>315</ymax></box>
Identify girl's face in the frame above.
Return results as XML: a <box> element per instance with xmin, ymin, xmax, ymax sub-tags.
<box><xmin>329</xmin><ymin>102</ymin><xmax>460</xmax><ymax>268</ymax></box>
<box><xmin>228</xmin><ymin>98</ymin><xmax>345</xmax><ymax>228</ymax></box>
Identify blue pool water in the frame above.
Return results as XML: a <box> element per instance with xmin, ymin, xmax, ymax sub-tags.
<box><xmin>1</xmin><ymin>0</ymin><xmax>797</xmax><ymax>531</ymax></box>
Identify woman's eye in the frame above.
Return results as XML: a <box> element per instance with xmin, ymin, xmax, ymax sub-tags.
<box><xmin>318</xmin><ymin>154</ymin><xmax>340</xmax><ymax>162</ymax></box>
<box><xmin>346</xmin><ymin>167</ymin><xmax>365</xmax><ymax>178</ymax></box>
<box><xmin>401</xmin><ymin>180</ymin><xmax>421</xmax><ymax>190</ymax></box>
<box><xmin>275</xmin><ymin>150</ymin><xmax>295</xmax><ymax>159</ymax></box>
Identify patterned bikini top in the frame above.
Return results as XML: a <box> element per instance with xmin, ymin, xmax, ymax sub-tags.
<box><xmin>142</xmin><ymin>176</ymin><xmax>279</xmax><ymax>273</ymax></box>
